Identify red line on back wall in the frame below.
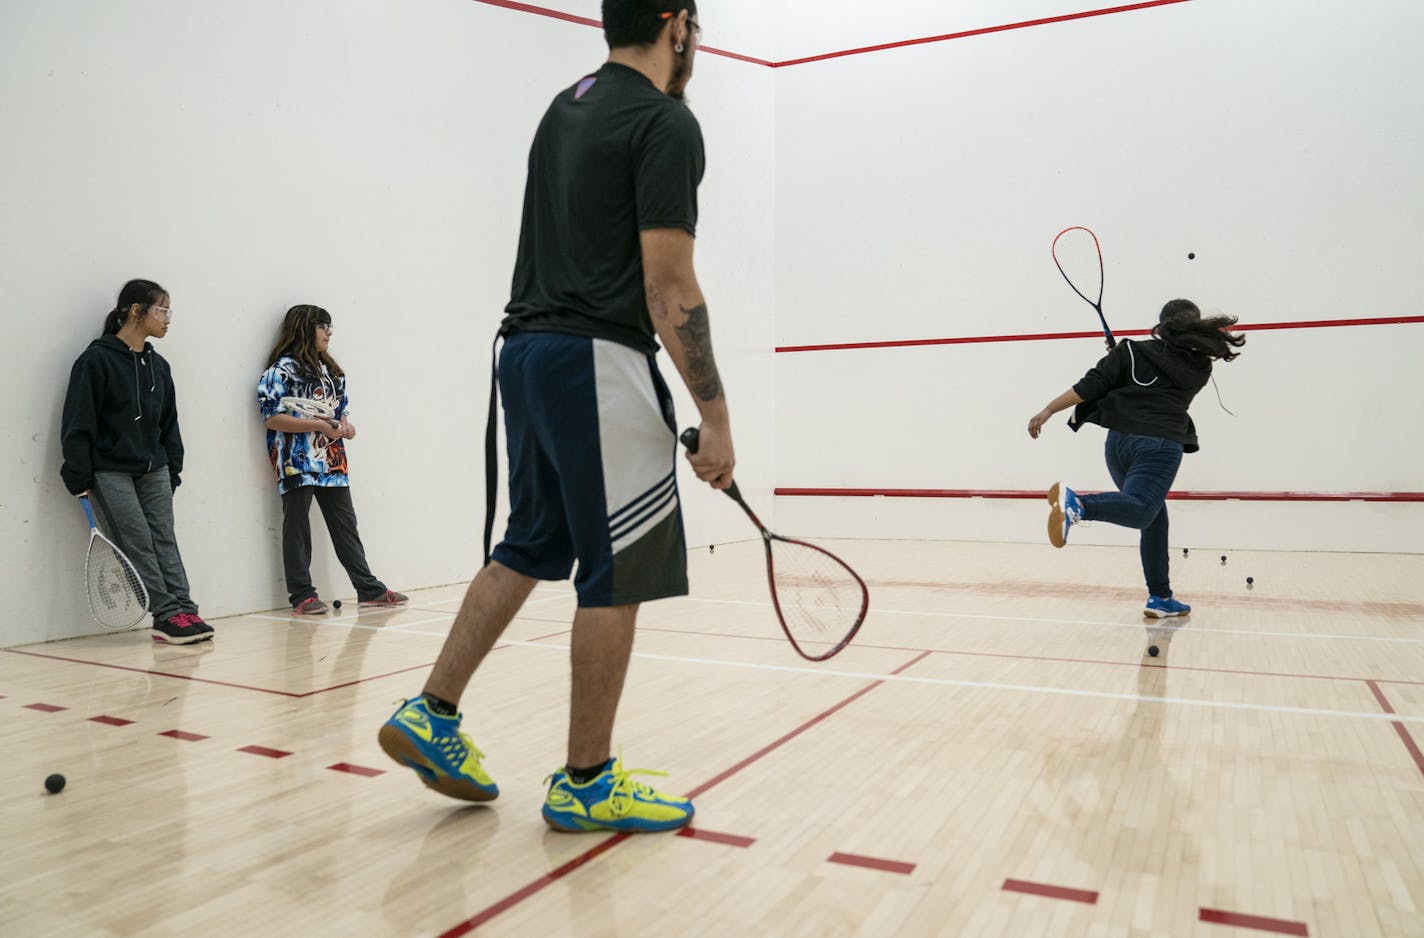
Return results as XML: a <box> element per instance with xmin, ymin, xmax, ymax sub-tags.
<box><xmin>775</xmin><ymin>0</ymin><xmax>1193</xmax><ymax>68</ymax></box>
<box><xmin>465</xmin><ymin>0</ymin><xmax>1189</xmax><ymax>68</ymax></box>
<box><xmin>773</xmin><ymin>488</ymin><xmax>1424</xmax><ymax>504</ymax></box>
<box><xmin>775</xmin><ymin>315</ymin><xmax>1424</xmax><ymax>353</ymax></box>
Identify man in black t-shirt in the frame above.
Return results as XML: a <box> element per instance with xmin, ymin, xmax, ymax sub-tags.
<box><xmin>381</xmin><ymin>1</ymin><xmax>734</xmax><ymax>835</ymax></box>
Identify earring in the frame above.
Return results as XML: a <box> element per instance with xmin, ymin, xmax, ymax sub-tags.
<box><xmin>675</xmin><ymin>42</ymin><xmax>684</xmax><ymax>53</ymax></box>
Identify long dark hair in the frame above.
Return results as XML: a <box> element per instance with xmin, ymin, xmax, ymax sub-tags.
<box><xmin>266</xmin><ymin>304</ymin><xmax>344</xmax><ymax>379</ymax></box>
<box><xmin>102</xmin><ymin>279</ymin><xmax>166</xmax><ymax>335</ymax></box>
<box><xmin>1152</xmin><ymin>299</ymin><xmax>1246</xmax><ymax>362</ymax></box>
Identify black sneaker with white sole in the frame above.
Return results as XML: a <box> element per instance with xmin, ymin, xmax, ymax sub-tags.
<box><xmin>151</xmin><ymin>613</ymin><xmax>214</xmax><ymax>644</ymax></box>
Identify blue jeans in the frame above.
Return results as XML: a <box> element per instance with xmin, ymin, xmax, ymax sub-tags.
<box><xmin>1079</xmin><ymin>431</ymin><xmax>1183</xmax><ymax>598</ymax></box>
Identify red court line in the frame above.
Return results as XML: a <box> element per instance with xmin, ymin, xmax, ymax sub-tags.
<box><xmin>640</xmin><ymin>624</ymin><xmax>1424</xmax><ymax>689</ymax></box>
<box><xmin>1390</xmin><ymin>723</ymin><xmax>1424</xmax><ymax>779</ymax></box>
<box><xmin>774</xmin><ymin>487</ymin><xmax>1424</xmax><ymax>503</ymax></box>
<box><xmin>776</xmin><ymin>315</ymin><xmax>1424</xmax><ymax>353</ymax></box>
<box><xmin>828</xmin><ymin>851</ymin><xmax>916</xmax><ymax>875</ymax></box>
<box><xmin>1367</xmin><ymin>680</ymin><xmax>1396</xmax><ymax>714</ymax></box>
<box><xmin>687</xmin><ymin>649</ymin><xmax>933</xmax><ymax>798</ymax></box>
<box><xmin>3</xmin><ymin>648</ymin><xmax>303</xmax><ymax>697</ymax></box>
<box><xmin>238</xmin><ymin>745</ymin><xmax>293</xmax><ymax>759</ymax></box>
<box><xmin>89</xmin><ymin>715</ymin><xmax>134</xmax><ymax>726</ymax></box>
<box><xmin>299</xmin><ymin>662</ymin><xmax>438</xmax><ymax>698</ymax></box>
<box><xmin>1367</xmin><ymin>682</ymin><xmax>1424</xmax><ymax>780</ymax></box>
<box><xmin>23</xmin><ymin>702</ymin><xmax>66</xmax><ymax>713</ymax></box>
<box><xmin>158</xmin><ymin>729</ymin><xmax>208</xmax><ymax>742</ymax></box>
<box><xmin>438</xmin><ymin>833</ymin><xmax>633</xmax><ymax>938</ymax></box>
<box><xmin>1389</xmin><ymin>723</ymin><xmax>1424</xmax><ymax>780</ymax></box>
<box><xmin>1199</xmin><ymin>907</ymin><xmax>1309</xmax><ymax>936</ymax></box>
<box><xmin>328</xmin><ymin>762</ymin><xmax>384</xmax><ymax>777</ymax></box>
<box><xmin>1002</xmin><ymin>877</ymin><xmax>1100</xmax><ymax>904</ymax></box>
<box><xmin>440</xmin><ymin>650</ymin><xmax>932</xmax><ymax>935</ymax></box>
<box><xmin>677</xmin><ymin>827</ymin><xmax>756</xmax><ymax>848</ymax></box>
<box><xmin>5</xmin><ymin>648</ymin><xmax>446</xmax><ymax>700</ymax></box>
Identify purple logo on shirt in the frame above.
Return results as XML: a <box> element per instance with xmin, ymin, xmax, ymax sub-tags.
<box><xmin>575</xmin><ymin>76</ymin><xmax>597</xmax><ymax>100</ymax></box>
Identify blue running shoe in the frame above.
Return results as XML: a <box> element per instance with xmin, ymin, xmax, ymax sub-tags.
<box><xmin>1046</xmin><ymin>481</ymin><xmax>1083</xmax><ymax>548</ymax></box>
<box><xmin>378</xmin><ymin>697</ymin><xmax>498</xmax><ymax>801</ymax></box>
<box><xmin>542</xmin><ymin>757</ymin><xmax>694</xmax><ymax>833</ymax></box>
<box><xmin>1145</xmin><ymin>595</ymin><xmax>1192</xmax><ymax>618</ymax></box>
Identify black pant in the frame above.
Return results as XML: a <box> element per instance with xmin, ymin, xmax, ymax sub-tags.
<box><xmin>281</xmin><ymin>485</ymin><xmax>386</xmax><ymax>605</ymax></box>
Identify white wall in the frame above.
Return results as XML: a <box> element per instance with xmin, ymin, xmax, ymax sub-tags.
<box><xmin>6</xmin><ymin>0</ymin><xmax>1419</xmax><ymax>650</ymax></box>
<box><xmin>0</xmin><ymin>0</ymin><xmax>775</xmax><ymax>647</ymax></box>
<box><xmin>772</xmin><ymin>0</ymin><xmax>1424</xmax><ymax>551</ymax></box>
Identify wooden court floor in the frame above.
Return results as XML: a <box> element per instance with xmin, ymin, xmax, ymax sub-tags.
<box><xmin>2</xmin><ymin>540</ymin><xmax>1422</xmax><ymax>937</ymax></box>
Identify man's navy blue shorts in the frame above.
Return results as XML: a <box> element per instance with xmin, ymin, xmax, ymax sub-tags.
<box><xmin>491</xmin><ymin>330</ymin><xmax>688</xmax><ymax>607</ymax></box>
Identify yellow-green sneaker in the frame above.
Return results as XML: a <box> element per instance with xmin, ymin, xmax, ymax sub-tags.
<box><xmin>377</xmin><ymin>697</ymin><xmax>498</xmax><ymax>801</ymax></box>
<box><xmin>542</xmin><ymin>757</ymin><xmax>693</xmax><ymax>832</ymax></box>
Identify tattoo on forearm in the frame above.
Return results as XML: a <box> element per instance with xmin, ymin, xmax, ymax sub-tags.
<box><xmin>673</xmin><ymin>303</ymin><xmax>723</xmax><ymax>402</ymax></box>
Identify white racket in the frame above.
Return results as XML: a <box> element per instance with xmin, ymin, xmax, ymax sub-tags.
<box><xmin>79</xmin><ymin>495</ymin><xmax>149</xmax><ymax>630</ymax></box>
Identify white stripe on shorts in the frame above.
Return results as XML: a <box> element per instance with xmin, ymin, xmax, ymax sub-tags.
<box><xmin>592</xmin><ymin>339</ymin><xmax>679</xmax><ymax>556</ymax></box>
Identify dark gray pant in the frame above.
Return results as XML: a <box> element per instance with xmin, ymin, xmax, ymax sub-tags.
<box><xmin>281</xmin><ymin>485</ymin><xmax>385</xmax><ymax>606</ymax></box>
<box><xmin>90</xmin><ymin>469</ymin><xmax>197</xmax><ymax>622</ymax></box>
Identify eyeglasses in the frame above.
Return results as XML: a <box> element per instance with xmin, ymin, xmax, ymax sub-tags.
<box><xmin>151</xmin><ymin>305</ymin><xmax>172</xmax><ymax>321</ymax></box>
<box><xmin>316</xmin><ymin>322</ymin><xmax>333</xmax><ymax>334</ymax></box>
<box><xmin>660</xmin><ymin>11</ymin><xmax>702</xmax><ymax>40</ymax></box>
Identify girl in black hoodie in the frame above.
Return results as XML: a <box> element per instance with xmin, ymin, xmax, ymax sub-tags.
<box><xmin>60</xmin><ymin>280</ymin><xmax>212</xmax><ymax>644</ymax></box>
<box><xmin>1027</xmin><ymin>300</ymin><xmax>1245</xmax><ymax>618</ymax></box>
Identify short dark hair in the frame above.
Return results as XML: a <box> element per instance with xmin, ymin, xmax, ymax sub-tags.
<box><xmin>602</xmin><ymin>0</ymin><xmax>696</xmax><ymax>49</ymax></box>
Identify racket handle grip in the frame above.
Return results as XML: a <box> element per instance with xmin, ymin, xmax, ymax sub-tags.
<box><xmin>680</xmin><ymin>428</ymin><xmax>743</xmax><ymax>502</ymax></box>
<box><xmin>78</xmin><ymin>495</ymin><xmax>98</xmax><ymax>528</ymax></box>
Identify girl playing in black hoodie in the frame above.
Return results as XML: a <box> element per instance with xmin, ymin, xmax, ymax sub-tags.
<box><xmin>60</xmin><ymin>279</ymin><xmax>212</xmax><ymax>644</ymax></box>
<box><xmin>1027</xmin><ymin>299</ymin><xmax>1245</xmax><ymax>618</ymax></box>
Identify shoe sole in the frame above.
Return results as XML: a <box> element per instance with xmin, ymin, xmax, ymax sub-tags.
<box><xmin>150</xmin><ymin>631</ymin><xmax>212</xmax><ymax>645</ymax></box>
<box><xmin>376</xmin><ymin>724</ymin><xmax>498</xmax><ymax>802</ymax></box>
<box><xmin>359</xmin><ymin>601</ymin><xmax>407</xmax><ymax>608</ymax></box>
<box><xmin>541</xmin><ymin>806</ymin><xmax>694</xmax><ymax>833</ymax></box>
<box><xmin>1046</xmin><ymin>483</ymin><xmax>1067</xmax><ymax>548</ymax></box>
<box><xmin>294</xmin><ymin>608</ymin><xmax>327</xmax><ymax>616</ymax></box>
<box><xmin>1144</xmin><ymin>608</ymin><xmax>1191</xmax><ymax>618</ymax></box>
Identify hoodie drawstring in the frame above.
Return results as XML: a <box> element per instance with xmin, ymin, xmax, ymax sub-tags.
<box><xmin>131</xmin><ymin>349</ymin><xmax>157</xmax><ymax>421</ymax></box>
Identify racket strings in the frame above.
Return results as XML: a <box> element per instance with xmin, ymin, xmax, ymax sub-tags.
<box><xmin>1051</xmin><ymin>227</ymin><xmax>1104</xmax><ymax>308</ymax></box>
<box><xmin>769</xmin><ymin>540</ymin><xmax>866</xmax><ymax>649</ymax></box>
<box><xmin>87</xmin><ymin>540</ymin><xmax>148</xmax><ymax>629</ymax></box>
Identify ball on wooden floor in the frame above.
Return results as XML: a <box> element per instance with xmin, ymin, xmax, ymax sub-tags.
<box><xmin>1220</xmin><ymin>555</ymin><xmax>1227</xmax><ymax>564</ymax></box>
<box><xmin>1246</xmin><ymin>577</ymin><xmax>1254</xmax><ymax>586</ymax></box>
<box><xmin>44</xmin><ymin>773</ymin><xmax>65</xmax><ymax>794</ymax></box>
<box><xmin>1148</xmin><ymin>645</ymin><xmax>1159</xmax><ymax>657</ymax></box>
<box><xmin>332</xmin><ymin>599</ymin><xmax>342</xmax><ymax>609</ymax></box>
<box><xmin>1182</xmin><ymin>548</ymin><xmax>1189</xmax><ymax>557</ymax></box>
